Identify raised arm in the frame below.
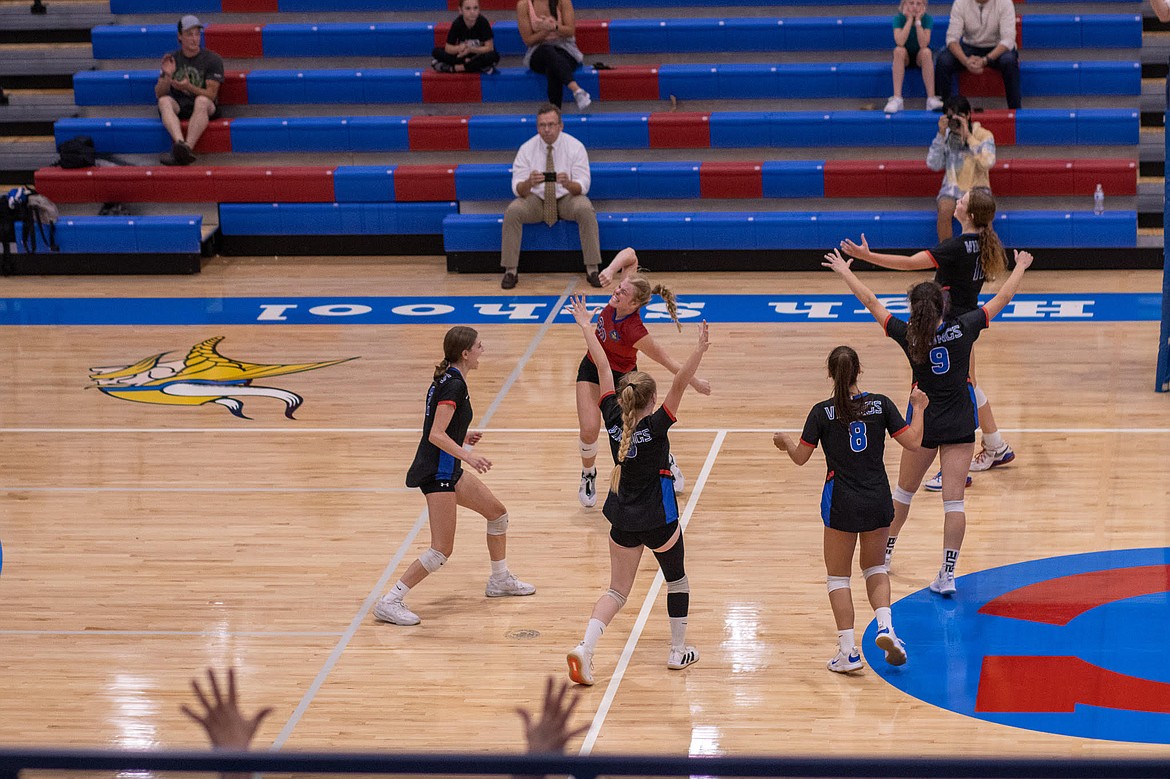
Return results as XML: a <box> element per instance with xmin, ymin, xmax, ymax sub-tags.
<box><xmin>662</xmin><ymin>321</ymin><xmax>709</xmax><ymax>414</ymax></box>
<box><xmin>839</xmin><ymin>233</ymin><xmax>934</xmax><ymax>271</ymax></box>
<box><xmin>569</xmin><ymin>295</ymin><xmax>615</xmax><ymax>397</ymax></box>
<box><xmin>635</xmin><ymin>334</ymin><xmax>711</xmax><ymax>395</ymax></box>
<box><xmin>822</xmin><ymin>249</ymin><xmax>893</xmax><ymax>326</ymax></box>
<box><xmin>597</xmin><ymin>246</ymin><xmax>637</xmax><ymax>287</ymax></box>
<box><xmin>892</xmin><ymin>387</ymin><xmax>928</xmax><ymax>451</ymax></box>
<box><xmin>982</xmin><ymin>250</ymin><xmax>1033</xmax><ymax>320</ymax></box>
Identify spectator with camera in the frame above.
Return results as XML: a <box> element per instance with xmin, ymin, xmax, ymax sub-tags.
<box><xmin>499</xmin><ymin>104</ymin><xmax>602</xmax><ymax>290</ymax></box>
<box><xmin>926</xmin><ymin>96</ymin><xmax>995</xmax><ymax>242</ymax></box>
<box><xmin>934</xmin><ymin>0</ymin><xmax>1020</xmax><ymax>110</ymax></box>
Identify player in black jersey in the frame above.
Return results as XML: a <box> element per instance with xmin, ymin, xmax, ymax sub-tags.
<box><xmin>774</xmin><ymin>346</ymin><xmax>928</xmax><ymax>673</ymax></box>
<box><xmin>838</xmin><ymin>188</ymin><xmax>1017</xmax><ymax>488</ymax></box>
<box><xmin>564</xmin><ymin>295</ymin><xmax>709</xmax><ymax>686</ymax></box>
<box><xmin>374</xmin><ymin>326</ymin><xmax>535</xmax><ymax>627</ymax></box>
<box><xmin>823</xmin><ymin>247</ymin><xmax>1032</xmax><ymax>595</ymax></box>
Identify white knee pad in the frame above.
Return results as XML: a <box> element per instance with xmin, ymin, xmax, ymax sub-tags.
<box><xmin>579</xmin><ymin>438</ymin><xmax>599</xmax><ymax>459</ymax></box>
<box><xmin>974</xmin><ymin>386</ymin><xmax>988</xmax><ymax>407</ymax></box>
<box><xmin>827</xmin><ymin>575</ymin><xmax>851</xmax><ymax>593</ymax></box>
<box><xmin>943</xmin><ymin>500</ymin><xmax>965</xmax><ymax>514</ymax></box>
<box><xmin>862</xmin><ymin>565</ymin><xmax>887</xmax><ymax>580</ymax></box>
<box><xmin>485</xmin><ymin>512</ymin><xmax>509</xmax><ymax>536</ymax></box>
<box><xmin>666</xmin><ymin>575</ymin><xmax>690</xmax><ymax>594</ymax></box>
<box><xmin>605</xmin><ymin>588</ymin><xmax>628</xmax><ymax>610</ymax></box>
<box><xmin>418</xmin><ymin>547</ymin><xmax>448</xmax><ymax>573</ymax></box>
<box><xmin>892</xmin><ymin>486</ymin><xmax>917</xmax><ymax>506</ymax></box>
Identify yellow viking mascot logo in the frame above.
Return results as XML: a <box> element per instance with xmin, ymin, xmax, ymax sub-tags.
<box><xmin>88</xmin><ymin>336</ymin><xmax>355</xmax><ymax>419</ymax></box>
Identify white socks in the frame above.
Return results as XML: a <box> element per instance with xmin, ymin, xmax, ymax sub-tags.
<box><xmin>388</xmin><ymin>581</ymin><xmax>410</xmax><ymax>601</ymax></box>
<box><xmin>583</xmin><ymin>618</ymin><xmax>606</xmax><ymax>651</ymax></box>
<box><xmin>669</xmin><ymin>616</ymin><xmax>688</xmax><ymax>651</ymax></box>
<box><xmin>490</xmin><ymin>559</ymin><xmax>507</xmax><ymax>577</ymax></box>
<box><xmin>837</xmin><ymin>628</ymin><xmax>855</xmax><ymax>655</ymax></box>
<box><xmin>874</xmin><ymin>607</ymin><xmax>892</xmax><ymax>631</ymax></box>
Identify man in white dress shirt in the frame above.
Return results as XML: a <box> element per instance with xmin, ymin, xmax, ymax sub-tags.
<box><xmin>500</xmin><ymin>104</ymin><xmax>602</xmax><ymax>290</ymax></box>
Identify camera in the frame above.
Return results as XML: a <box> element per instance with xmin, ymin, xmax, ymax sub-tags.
<box><xmin>543</xmin><ymin>171</ymin><xmax>557</xmax><ymax>183</ymax></box>
<box><xmin>947</xmin><ymin>115</ymin><xmax>964</xmax><ymax>132</ymax></box>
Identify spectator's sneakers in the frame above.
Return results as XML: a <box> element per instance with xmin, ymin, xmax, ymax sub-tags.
<box><xmin>883</xmin><ymin>96</ymin><xmax>904</xmax><ymax>114</ymax></box>
<box><xmin>482</xmin><ymin>65</ymin><xmax>498</xmax><ymax>75</ymax></box>
<box><xmin>926</xmin><ymin>96</ymin><xmax>944</xmax><ymax>111</ymax></box>
<box><xmin>431</xmin><ymin>59</ymin><xmax>453</xmax><ymax>73</ymax></box>
<box><xmin>172</xmin><ymin>140</ymin><xmax>195</xmax><ymax>165</ymax></box>
<box><xmin>573</xmin><ymin>88</ymin><xmax>592</xmax><ymax>110</ymax></box>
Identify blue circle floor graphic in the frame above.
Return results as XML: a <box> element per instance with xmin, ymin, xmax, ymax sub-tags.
<box><xmin>863</xmin><ymin>548</ymin><xmax>1170</xmax><ymax>744</ymax></box>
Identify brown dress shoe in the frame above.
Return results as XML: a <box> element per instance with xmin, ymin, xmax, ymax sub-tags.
<box><xmin>586</xmin><ymin>271</ymin><xmax>602</xmax><ymax>288</ymax></box>
<box><xmin>501</xmin><ymin>271</ymin><xmax>518</xmax><ymax>290</ymax></box>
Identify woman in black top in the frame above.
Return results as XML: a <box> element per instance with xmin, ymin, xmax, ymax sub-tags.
<box><xmin>432</xmin><ymin>0</ymin><xmax>501</xmax><ymax>74</ymax></box>
<box><xmin>838</xmin><ymin>188</ymin><xmax>1016</xmax><ymax>491</ymax></box>
<box><xmin>374</xmin><ymin>326</ymin><xmax>534</xmax><ymax>627</ymax></box>
<box><xmin>823</xmin><ymin>248</ymin><xmax>1032</xmax><ymax>596</ymax></box>
<box><xmin>774</xmin><ymin>346</ymin><xmax>927</xmax><ymax>673</ymax></box>
<box><xmin>564</xmin><ymin>295</ymin><xmax>709</xmax><ymax>686</ymax></box>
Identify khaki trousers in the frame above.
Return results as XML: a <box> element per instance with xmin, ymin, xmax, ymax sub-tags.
<box><xmin>500</xmin><ymin>193</ymin><xmax>601</xmax><ymax>273</ymax></box>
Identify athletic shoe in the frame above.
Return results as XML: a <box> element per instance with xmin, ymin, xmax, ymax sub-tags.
<box><xmin>929</xmin><ymin>571</ymin><xmax>957</xmax><ymax>596</ymax></box>
<box><xmin>875</xmin><ymin>628</ymin><xmax>907</xmax><ymax>666</ymax></box>
<box><xmin>925</xmin><ymin>96</ymin><xmax>944</xmax><ymax>111</ymax></box>
<box><xmin>579</xmin><ymin>469</ymin><xmax>597</xmax><ymax>508</ymax></box>
<box><xmin>924</xmin><ymin>470</ymin><xmax>972</xmax><ymax>492</ymax></box>
<box><xmin>485</xmin><ymin>572</ymin><xmax>536</xmax><ymax>597</ymax></box>
<box><xmin>172</xmin><ymin>140</ymin><xmax>195</xmax><ymax>165</ymax></box>
<box><xmin>431</xmin><ymin>59</ymin><xmax>454</xmax><ymax>73</ymax></box>
<box><xmin>573</xmin><ymin>88</ymin><xmax>592</xmax><ymax>110</ymax></box>
<box><xmin>567</xmin><ymin>642</ymin><xmax>594</xmax><ymax>685</ymax></box>
<box><xmin>827</xmin><ymin>647</ymin><xmax>863</xmax><ymax>673</ymax></box>
<box><xmin>970</xmin><ymin>442</ymin><xmax>1015</xmax><ymax>472</ymax></box>
<box><xmin>883</xmin><ymin>96</ymin><xmax>904</xmax><ymax>114</ymax></box>
<box><xmin>667</xmin><ymin>645</ymin><xmax>700</xmax><ymax>670</ymax></box>
<box><xmin>373</xmin><ymin>596</ymin><xmax>420</xmax><ymax>626</ymax></box>
<box><xmin>668</xmin><ymin>453</ymin><xmax>685</xmax><ymax>494</ymax></box>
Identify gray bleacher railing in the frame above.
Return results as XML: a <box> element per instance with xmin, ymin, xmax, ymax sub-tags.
<box><xmin>0</xmin><ymin>750</ymin><xmax>1169</xmax><ymax>779</ymax></box>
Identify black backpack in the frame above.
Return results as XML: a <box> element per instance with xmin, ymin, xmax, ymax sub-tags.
<box><xmin>5</xmin><ymin>187</ymin><xmax>59</xmax><ymax>253</ymax></box>
<box><xmin>57</xmin><ymin>135</ymin><xmax>96</xmax><ymax>169</ymax></box>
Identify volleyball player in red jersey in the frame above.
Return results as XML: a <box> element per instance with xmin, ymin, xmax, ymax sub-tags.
<box><xmin>575</xmin><ymin>247</ymin><xmax>711</xmax><ymax>508</ymax></box>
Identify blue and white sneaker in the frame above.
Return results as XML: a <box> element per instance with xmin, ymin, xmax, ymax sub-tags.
<box><xmin>875</xmin><ymin>628</ymin><xmax>907</xmax><ymax>666</ymax></box>
<box><xmin>970</xmin><ymin>442</ymin><xmax>1015</xmax><ymax>472</ymax></box>
<box><xmin>827</xmin><ymin>647</ymin><xmax>863</xmax><ymax>673</ymax></box>
<box><xmin>924</xmin><ymin>470</ymin><xmax>972</xmax><ymax>492</ymax></box>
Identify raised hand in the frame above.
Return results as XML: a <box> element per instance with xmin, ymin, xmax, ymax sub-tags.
<box><xmin>568</xmin><ymin>294</ymin><xmax>596</xmax><ymax>328</ymax></box>
<box><xmin>160</xmin><ymin>53</ymin><xmax>176</xmax><ymax>77</ymax></box>
<box><xmin>516</xmin><ymin>676</ymin><xmax>590</xmax><ymax>754</ymax></box>
<box><xmin>695</xmin><ymin>320</ymin><xmax>709</xmax><ymax>353</ymax></box>
<box><xmin>180</xmin><ymin>668</ymin><xmax>273</xmax><ymax>751</ymax></box>
<box><xmin>822</xmin><ymin>248</ymin><xmax>854</xmax><ymax>274</ymax></box>
<box><xmin>839</xmin><ymin>234</ymin><xmax>870</xmax><ymax>260</ymax></box>
<box><xmin>1013</xmin><ymin>249</ymin><xmax>1033</xmax><ymax>270</ymax></box>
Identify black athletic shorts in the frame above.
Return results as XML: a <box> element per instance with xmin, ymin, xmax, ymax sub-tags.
<box><xmin>921</xmin><ymin>431</ymin><xmax>977</xmax><ymax>449</ymax></box>
<box><xmin>416</xmin><ymin>470</ymin><xmax>463</xmax><ymax>495</ymax></box>
<box><xmin>166</xmin><ymin>94</ymin><xmax>221</xmax><ymax>122</ymax></box>
<box><xmin>576</xmin><ymin>354</ymin><xmax>630</xmax><ymax>388</ymax></box>
<box><xmin>610</xmin><ymin>521</ymin><xmax>679</xmax><ymax>550</ymax></box>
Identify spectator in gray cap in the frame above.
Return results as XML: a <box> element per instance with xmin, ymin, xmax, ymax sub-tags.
<box><xmin>156</xmin><ymin>15</ymin><xmax>224</xmax><ymax>166</ymax></box>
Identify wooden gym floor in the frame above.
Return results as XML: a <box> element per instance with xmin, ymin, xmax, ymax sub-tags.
<box><xmin>0</xmin><ymin>258</ymin><xmax>1167</xmax><ymax>760</ymax></box>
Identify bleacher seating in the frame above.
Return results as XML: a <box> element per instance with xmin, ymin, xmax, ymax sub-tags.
<box><xmin>34</xmin><ymin>160</ymin><xmax>1138</xmax><ymax>203</ymax></box>
<box><xmin>73</xmin><ymin>62</ymin><xmax>1141</xmax><ymax>107</ymax></box>
<box><xmin>89</xmin><ymin>16</ymin><xmax>1141</xmax><ymax>60</ymax></box>
<box><xmin>33</xmin><ymin>0</ymin><xmax>1142</xmax><ymax>273</ymax></box>
<box><xmin>54</xmin><ymin>110</ymin><xmax>1141</xmax><ymax>154</ymax></box>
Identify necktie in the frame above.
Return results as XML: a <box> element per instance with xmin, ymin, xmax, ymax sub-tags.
<box><xmin>543</xmin><ymin>143</ymin><xmax>557</xmax><ymax>227</ymax></box>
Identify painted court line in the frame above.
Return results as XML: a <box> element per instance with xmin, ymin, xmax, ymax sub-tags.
<box><xmin>0</xmin><ymin>486</ymin><xmax>415</xmax><ymax>494</ymax></box>
<box><xmin>5</xmin><ymin>427</ymin><xmax>1169</xmax><ymax>435</ymax></box>
<box><xmin>578</xmin><ymin>430</ymin><xmax>727</xmax><ymax>756</ymax></box>
<box><xmin>269</xmin><ymin>280</ymin><xmax>576</xmax><ymax>751</ymax></box>
<box><xmin>0</xmin><ymin>630</ymin><xmax>343</xmax><ymax>637</ymax></box>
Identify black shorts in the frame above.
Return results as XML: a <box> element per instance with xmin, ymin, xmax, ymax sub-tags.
<box><xmin>416</xmin><ymin>470</ymin><xmax>463</xmax><ymax>494</ymax></box>
<box><xmin>921</xmin><ymin>431</ymin><xmax>977</xmax><ymax>449</ymax></box>
<box><xmin>576</xmin><ymin>355</ymin><xmax>630</xmax><ymax>389</ymax></box>
<box><xmin>822</xmin><ymin>481</ymin><xmax>894</xmax><ymax>534</ymax></box>
<box><xmin>165</xmin><ymin>94</ymin><xmax>220</xmax><ymax>122</ymax></box>
<box><xmin>610</xmin><ymin>522</ymin><xmax>679</xmax><ymax>550</ymax></box>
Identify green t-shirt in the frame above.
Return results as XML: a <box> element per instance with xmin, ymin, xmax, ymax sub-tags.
<box><xmin>892</xmin><ymin>12</ymin><xmax>933</xmax><ymax>56</ymax></box>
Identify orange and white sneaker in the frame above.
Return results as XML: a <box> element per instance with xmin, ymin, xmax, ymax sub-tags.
<box><xmin>970</xmin><ymin>443</ymin><xmax>1015</xmax><ymax>472</ymax></box>
<box><xmin>567</xmin><ymin>642</ymin><xmax>594</xmax><ymax>686</ymax></box>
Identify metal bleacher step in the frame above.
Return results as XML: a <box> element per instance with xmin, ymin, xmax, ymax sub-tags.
<box><xmin>0</xmin><ymin>41</ymin><xmax>92</xmax><ymax>76</ymax></box>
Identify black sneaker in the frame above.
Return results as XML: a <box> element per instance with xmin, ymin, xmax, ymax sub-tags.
<box><xmin>172</xmin><ymin>140</ymin><xmax>195</xmax><ymax>165</ymax></box>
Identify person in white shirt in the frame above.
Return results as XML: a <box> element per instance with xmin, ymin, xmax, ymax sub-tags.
<box><xmin>500</xmin><ymin>104</ymin><xmax>602</xmax><ymax>290</ymax></box>
<box><xmin>934</xmin><ymin>0</ymin><xmax>1021</xmax><ymax>109</ymax></box>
